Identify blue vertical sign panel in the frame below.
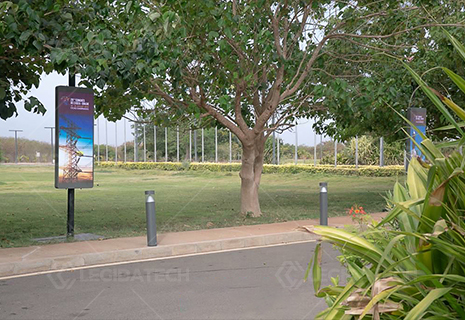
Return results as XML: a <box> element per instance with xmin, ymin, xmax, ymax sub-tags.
<box><xmin>55</xmin><ymin>86</ymin><xmax>94</xmax><ymax>189</ymax></box>
<box><xmin>407</xmin><ymin>108</ymin><xmax>426</xmax><ymax>160</ymax></box>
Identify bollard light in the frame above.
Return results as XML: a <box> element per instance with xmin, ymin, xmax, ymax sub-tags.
<box><xmin>145</xmin><ymin>190</ymin><xmax>157</xmax><ymax>246</ymax></box>
<box><xmin>319</xmin><ymin>182</ymin><xmax>328</xmax><ymax>226</ymax></box>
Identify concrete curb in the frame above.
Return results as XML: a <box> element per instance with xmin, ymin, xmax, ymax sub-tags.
<box><xmin>0</xmin><ymin>231</ymin><xmax>319</xmax><ymax>278</ymax></box>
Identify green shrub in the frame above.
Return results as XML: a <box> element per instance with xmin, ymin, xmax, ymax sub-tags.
<box><xmin>305</xmin><ymin>32</ymin><xmax>465</xmax><ymax>320</ymax></box>
<box><xmin>321</xmin><ymin>135</ymin><xmax>404</xmax><ymax>166</ymax></box>
<box><xmin>97</xmin><ymin>161</ymin><xmax>404</xmax><ymax>177</ymax></box>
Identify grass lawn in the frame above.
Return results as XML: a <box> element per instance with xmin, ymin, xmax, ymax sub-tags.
<box><xmin>0</xmin><ymin>164</ymin><xmax>403</xmax><ymax>247</ymax></box>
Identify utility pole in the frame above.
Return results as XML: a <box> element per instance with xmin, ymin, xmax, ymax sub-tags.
<box><xmin>313</xmin><ymin>133</ymin><xmax>317</xmax><ymax>166</ymax></box>
<box><xmin>165</xmin><ymin>127</ymin><xmax>168</xmax><ymax>162</ymax></box>
<box><xmin>229</xmin><ymin>131</ymin><xmax>232</xmax><ymax>163</ymax></box>
<box><xmin>277</xmin><ymin>134</ymin><xmax>280</xmax><ymax>165</ymax></box>
<box><xmin>143</xmin><ymin>125</ymin><xmax>147</xmax><ymax>162</ymax></box>
<box><xmin>201</xmin><ymin>128</ymin><xmax>204</xmax><ymax>162</ymax></box>
<box><xmin>134</xmin><ymin>122</ymin><xmax>138</xmax><ymax>162</ymax></box>
<box><xmin>154</xmin><ymin>126</ymin><xmax>157</xmax><ymax>162</ymax></box>
<box><xmin>294</xmin><ymin>122</ymin><xmax>298</xmax><ymax>165</ymax></box>
<box><xmin>176</xmin><ymin>126</ymin><xmax>180</xmax><ymax>162</ymax></box>
<box><xmin>9</xmin><ymin>130</ymin><xmax>23</xmax><ymax>163</ymax></box>
<box><xmin>105</xmin><ymin>119</ymin><xmax>108</xmax><ymax>161</ymax></box>
<box><xmin>334</xmin><ymin>139</ymin><xmax>337</xmax><ymax>167</ymax></box>
<box><xmin>97</xmin><ymin>118</ymin><xmax>100</xmax><ymax>164</ymax></box>
<box><xmin>215</xmin><ymin>126</ymin><xmax>218</xmax><ymax>163</ymax></box>
<box><xmin>44</xmin><ymin>126</ymin><xmax>54</xmax><ymax>163</ymax></box>
<box><xmin>380</xmin><ymin>137</ymin><xmax>384</xmax><ymax>167</ymax></box>
<box><xmin>115</xmin><ymin>122</ymin><xmax>118</xmax><ymax>164</ymax></box>
<box><xmin>123</xmin><ymin>118</ymin><xmax>127</xmax><ymax>162</ymax></box>
<box><xmin>194</xmin><ymin>130</ymin><xmax>198</xmax><ymax>162</ymax></box>
<box><xmin>272</xmin><ymin>115</ymin><xmax>276</xmax><ymax>164</ymax></box>
<box><xmin>189</xmin><ymin>129</ymin><xmax>192</xmax><ymax>162</ymax></box>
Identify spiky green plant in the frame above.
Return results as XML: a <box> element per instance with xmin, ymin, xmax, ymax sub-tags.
<box><xmin>305</xmin><ymin>32</ymin><xmax>465</xmax><ymax>320</ymax></box>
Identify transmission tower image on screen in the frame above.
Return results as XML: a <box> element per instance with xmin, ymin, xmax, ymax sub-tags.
<box><xmin>59</xmin><ymin>115</ymin><xmax>93</xmax><ymax>183</ymax></box>
<box><xmin>55</xmin><ymin>86</ymin><xmax>94</xmax><ymax>189</ymax></box>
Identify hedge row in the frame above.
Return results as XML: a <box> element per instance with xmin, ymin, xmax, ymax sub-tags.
<box><xmin>97</xmin><ymin>161</ymin><xmax>405</xmax><ymax>177</ymax></box>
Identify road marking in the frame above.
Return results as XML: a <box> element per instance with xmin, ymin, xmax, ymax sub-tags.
<box><xmin>0</xmin><ymin>239</ymin><xmax>316</xmax><ymax>281</ymax></box>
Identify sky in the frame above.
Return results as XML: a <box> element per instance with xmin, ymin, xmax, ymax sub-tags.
<box><xmin>1</xmin><ymin>72</ymin><xmax>331</xmax><ymax>148</ymax></box>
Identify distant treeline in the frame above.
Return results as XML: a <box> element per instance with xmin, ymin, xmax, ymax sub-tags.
<box><xmin>0</xmin><ymin>137</ymin><xmax>53</xmax><ymax>163</ymax></box>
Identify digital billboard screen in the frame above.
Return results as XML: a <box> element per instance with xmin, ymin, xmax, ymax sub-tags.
<box><xmin>407</xmin><ymin>107</ymin><xmax>426</xmax><ymax>160</ymax></box>
<box><xmin>55</xmin><ymin>86</ymin><xmax>94</xmax><ymax>189</ymax></box>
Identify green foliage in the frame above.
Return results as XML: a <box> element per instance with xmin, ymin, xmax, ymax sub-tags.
<box><xmin>320</xmin><ymin>136</ymin><xmax>404</xmax><ymax>166</ymax></box>
<box><xmin>0</xmin><ymin>137</ymin><xmax>52</xmax><ymax>162</ymax></box>
<box><xmin>97</xmin><ymin>161</ymin><xmax>404</xmax><ymax>177</ymax></box>
<box><xmin>305</xmin><ymin>33</ymin><xmax>465</xmax><ymax>319</ymax></box>
<box><xmin>0</xmin><ymin>0</ymin><xmax>153</xmax><ymax>120</ymax></box>
<box><xmin>310</xmin><ymin>3</ymin><xmax>465</xmax><ymax>141</ymax></box>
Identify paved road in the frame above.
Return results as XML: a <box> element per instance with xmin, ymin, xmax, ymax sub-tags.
<box><xmin>0</xmin><ymin>242</ymin><xmax>346</xmax><ymax>320</ymax></box>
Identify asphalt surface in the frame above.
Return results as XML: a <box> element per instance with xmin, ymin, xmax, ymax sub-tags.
<box><xmin>0</xmin><ymin>242</ymin><xmax>346</xmax><ymax>320</ymax></box>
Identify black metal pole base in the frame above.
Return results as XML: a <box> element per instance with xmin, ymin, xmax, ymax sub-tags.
<box><xmin>67</xmin><ymin>188</ymin><xmax>75</xmax><ymax>238</ymax></box>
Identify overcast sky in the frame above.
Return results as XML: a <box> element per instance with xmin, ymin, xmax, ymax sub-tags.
<box><xmin>0</xmin><ymin>72</ymin><xmax>330</xmax><ymax>147</ymax></box>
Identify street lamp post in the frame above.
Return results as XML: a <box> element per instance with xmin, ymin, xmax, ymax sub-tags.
<box><xmin>9</xmin><ymin>130</ymin><xmax>23</xmax><ymax>163</ymax></box>
<box><xmin>44</xmin><ymin>126</ymin><xmax>54</xmax><ymax>163</ymax></box>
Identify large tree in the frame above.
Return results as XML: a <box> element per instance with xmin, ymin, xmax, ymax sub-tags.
<box><xmin>0</xmin><ymin>0</ymin><xmax>151</xmax><ymax>120</ymax></box>
<box><xmin>308</xmin><ymin>2</ymin><xmax>465</xmax><ymax>142</ymax></box>
<box><xmin>3</xmin><ymin>0</ymin><xmax>464</xmax><ymax>216</ymax></box>
<box><xmin>102</xmin><ymin>0</ymin><xmax>463</xmax><ymax>216</ymax></box>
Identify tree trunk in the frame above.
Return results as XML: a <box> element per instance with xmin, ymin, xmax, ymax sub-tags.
<box><xmin>240</xmin><ymin>134</ymin><xmax>266</xmax><ymax>217</ymax></box>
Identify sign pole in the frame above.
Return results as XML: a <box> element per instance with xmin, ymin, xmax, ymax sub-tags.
<box><xmin>55</xmin><ymin>74</ymin><xmax>94</xmax><ymax>238</ymax></box>
<box><xmin>67</xmin><ymin>72</ymin><xmax>75</xmax><ymax>238</ymax></box>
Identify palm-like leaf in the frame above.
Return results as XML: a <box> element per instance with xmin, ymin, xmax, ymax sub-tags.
<box><xmin>302</xmin><ymin>34</ymin><xmax>465</xmax><ymax>319</ymax></box>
